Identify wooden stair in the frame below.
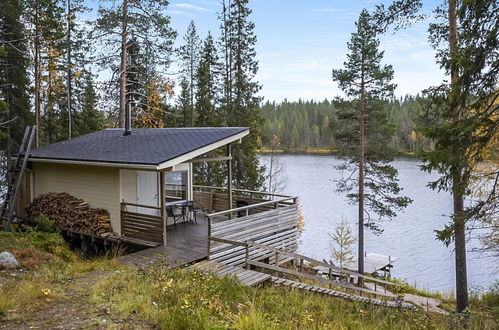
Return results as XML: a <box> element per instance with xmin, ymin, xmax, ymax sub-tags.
<box><xmin>1</xmin><ymin>126</ymin><xmax>36</xmax><ymax>231</ymax></box>
<box><xmin>270</xmin><ymin>276</ymin><xmax>417</xmax><ymax>310</ymax></box>
<box><xmin>190</xmin><ymin>260</ymin><xmax>271</xmax><ymax>286</ymax></box>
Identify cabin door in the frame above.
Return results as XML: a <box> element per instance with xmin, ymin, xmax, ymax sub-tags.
<box><xmin>137</xmin><ymin>171</ymin><xmax>159</xmax><ymax>216</ymax></box>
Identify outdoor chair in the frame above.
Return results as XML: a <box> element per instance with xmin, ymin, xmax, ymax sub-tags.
<box><xmin>166</xmin><ymin>205</ymin><xmax>183</xmax><ymax>228</ymax></box>
<box><xmin>236</xmin><ymin>200</ymin><xmax>249</xmax><ymax>217</ymax></box>
<box><xmin>184</xmin><ymin>201</ymin><xmax>206</xmax><ymax>224</ymax></box>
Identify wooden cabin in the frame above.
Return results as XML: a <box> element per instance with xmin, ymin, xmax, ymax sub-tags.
<box><xmin>19</xmin><ymin>127</ymin><xmax>299</xmax><ymax>264</ymax></box>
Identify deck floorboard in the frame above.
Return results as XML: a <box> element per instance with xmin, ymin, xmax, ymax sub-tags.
<box><xmin>118</xmin><ymin>216</ymin><xmax>209</xmax><ymax>269</ymax></box>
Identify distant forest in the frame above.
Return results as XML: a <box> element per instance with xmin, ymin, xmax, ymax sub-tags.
<box><xmin>260</xmin><ymin>95</ymin><xmax>429</xmax><ymax>153</ymax></box>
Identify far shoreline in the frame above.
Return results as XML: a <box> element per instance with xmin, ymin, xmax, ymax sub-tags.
<box><xmin>258</xmin><ymin>148</ymin><xmax>421</xmax><ymax>159</ymax></box>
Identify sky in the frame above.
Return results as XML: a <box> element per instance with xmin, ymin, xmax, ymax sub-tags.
<box><xmin>87</xmin><ymin>0</ymin><xmax>446</xmax><ymax>102</ymax></box>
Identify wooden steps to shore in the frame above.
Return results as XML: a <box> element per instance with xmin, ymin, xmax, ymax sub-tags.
<box><xmin>190</xmin><ymin>260</ymin><xmax>271</xmax><ymax>286</ymax></box>
<box><xmin>270</xmin><ymin>276</ymin><xmax>417</xmax><ymax>310</ymax></box>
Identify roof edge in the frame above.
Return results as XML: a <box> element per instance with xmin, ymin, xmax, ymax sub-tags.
<box><xmin>158</xmin><ymin>129</ymin><xmax>250</xmax><ymax>169</ymax></box>
<box><xmin>29</xmin><ymin>128</ymin><xmax>250</xmax><ymax>170</ymax></box>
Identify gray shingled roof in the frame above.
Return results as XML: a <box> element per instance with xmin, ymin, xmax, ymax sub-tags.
<box><xmin>29</xmin><ymin>127</ymin><xmax>248</xmax><ymax>165</ymax></box>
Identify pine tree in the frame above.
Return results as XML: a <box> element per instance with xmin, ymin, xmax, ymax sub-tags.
<box><xmin>23</xmin><ymin>0</ymin><xmax>66</xmax><ymax>145</ymax></box>
<box><xmin>219</xmin><ymin>0</ymin><xmax>264</xmax><ymax>190</ymax></box>
<box><xmin>421</xmin><ymin>0</ymin><xmax>499</xmax><ymax>313</ymax></box>
<box><xmin>331</xmin><ymin>9</ymin><xmax>411</xmax><ymax>284</ymax></box>
<box><xmin>177</xmin><ymin>79</ymin><xmax>191</xmax><ymax>128</ymax></box>
<box><xmin>1</xmin><ymin>0</ymin><xmax>32</xmax><ymax>197</ymax></box>
<box><xmin>195</xmin><ymin>32</ymin><xmax>220</xmax><ymax>127</ymax></box>
<box><xmin>93</xmin><ymin>0</ymin><xmax>176</xmax><ymax>127</ymax></box>
<box><xmin>193</xmin><ymin>32</ymin><xmax>225</xmax><ymax>187</ymax></box>
<box><xmin>62</xmin><ymin>0</ymin><xmax>92</xmax><ymax>139</ymax></box>
<box><xmin>329</xmin><ymin>218</ymin><xmax>356</xmax><ymax>269</ymax></box>
<box><xmin>73</xmin><ymin>71</ymin><xmax>104</xmax><ymax>136</ymax></box>
<box><xmin>0</xmin><ymin>0</ymin><xmax>32</xmax><ymax>144</ymax></box>
<box><xmin>178</xmin><ymin>21</ymin><xmax>200</xmax><ymax>127</ymax></box>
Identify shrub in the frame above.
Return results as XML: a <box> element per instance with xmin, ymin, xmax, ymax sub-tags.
<box><xmin>33</xmin><ymin>214</ymin><xmax>56</xmax><ymax>233</ymax></box>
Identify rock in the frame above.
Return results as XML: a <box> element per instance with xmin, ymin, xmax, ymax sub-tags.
<box><xmin>0</xmin><ymin>251</ymin><xmax>20</xmax><ymax>270</ymax></box>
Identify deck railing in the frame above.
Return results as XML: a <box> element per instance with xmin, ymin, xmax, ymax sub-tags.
<box><xmin>206</xmin><ymin>196</ymin><xmax>299</xmax><ymax>266</ymax></box>
<box><xmin>193</xmin><ymin>184</ymin><xmax>295</xmax><ymax>214</ymax></box>
<box><xmin>120</xmin><ymin>202</ymin><xmax>163</xmax><ymax>244</ymax></box>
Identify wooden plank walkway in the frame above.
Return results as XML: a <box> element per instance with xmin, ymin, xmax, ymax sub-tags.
<box><xmin>270</xmin><ymin>277</ymin><xmax>417</xmax><ymax>310</ymax></box>
<box><xmin>190</xmin><ymin>260</ymin><xmax>271</xmax><ymax>287</ymax></box>
<box><xmin>118</xmin><ymin>220</ymin><xmax>208</xmax><ymax>269</ymax></box>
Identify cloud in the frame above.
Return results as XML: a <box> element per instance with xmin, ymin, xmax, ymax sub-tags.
<box><xmin>172</xmin><ymin>3</ymin><xmax>212</xmax><ymax>12</ymax></box>
<box><xmin>169</xmin><ymin>10</ymin><xmax>195</xmax><ymax>17</ymax></box>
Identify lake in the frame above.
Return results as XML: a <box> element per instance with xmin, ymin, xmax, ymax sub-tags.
<box><xmin>260</xmin><ymin>153</ymin><xmax>497</xmax><ymax>293</ymax></box>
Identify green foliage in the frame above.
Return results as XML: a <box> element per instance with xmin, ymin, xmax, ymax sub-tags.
<box><xmin>177</xmin><ymin>78</ymin><xmax>191</xmax><ymax>128</ymax></box>
<box><xmin>89</xmin><ymin>264</ymin><xmax>498</xmax><ymax>329</ymax></box>
<box><xmin>421</xmin><ymin>0</ymin><xmax>499</xmax><ymax>238</ymax></box>
<box><xmin>260</xmin><ymin>96</ymin><xmax>430</xmax><ymax>153</ymax></box>
<box><xmin>177</xmin><ymin>20</ymin><xmax>200</xmax><ymax>127</ymax></box>
<box><xmin>0</xmin><ymin>0</ymin><xmax>32</xmax><ymax>193</ymax></box>
<box><xmin>480</xmin><ymin>281</ymin><xmax>499</xmax><ymax>319</ymax></box>
<box><xmin>218</xmin><ymin>0</ymin><xmax>265</xmax><ymax>190</ymax></box>
<box><xmin>0</xmin><ymin>230</ymin><xmax>75</xmax><ymax>267</ymax></box>
<box><xmin>34</xmin><ymin>214</ymin><xmax>56</xmax><ymax>233</ymax></box>
<box><xmin>73</xmin><ymin>72</ymin><xmax>105</xmax><ymax>136</ymax></box>
<box><xmin>331</xmin><ymin>9</ymin><xmax>411</xmax><ymax>234</ymax></box>
<box><xmin>329</xmin><ymin>218</ymin><xmax>356</xmax><ymax>268</ymax></box>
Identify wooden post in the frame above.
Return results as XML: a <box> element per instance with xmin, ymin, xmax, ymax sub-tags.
<box><xmin>160</xmin><ymin>171</ymin><xmax>167</xmax><ymax>246</ymax></box>
<box><xmin>227</xmin><ymin>144</ymin><xmax>233</xmax><ymax>219</ymax></box>
<box><xmin>245</xmin><ymin>243</ymin><xmax>250</xmax><ymax>270</ymax></box>
<box><xmin>207</xmin><ymin>217</ymin><xmax>212</xmax><ymax>259</ymax></box>
<box><xmin>299</xmin><ymin>258</ymin><xmax>303</xmax><ymax>273</ymax></box>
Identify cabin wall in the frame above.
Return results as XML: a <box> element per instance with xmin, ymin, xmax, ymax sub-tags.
<box><xmin>119</xmin><ymin>169</ymin><xmax>138</xmax><ymax>212</ymax></box>
<box><xmin>33</xmin><ymin>163</ymin><xmax>121</xmax><ymax>234</ymax></box>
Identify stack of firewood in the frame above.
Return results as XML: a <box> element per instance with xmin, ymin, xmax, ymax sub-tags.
<box><xmin>26</xmin><ymin>192</ymin><xmax>113</xmax><ymax>237</ymax></box>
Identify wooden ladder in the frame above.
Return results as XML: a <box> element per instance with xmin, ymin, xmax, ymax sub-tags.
<box><xmin>0</xmin><ymin>126</ymin><xmax>36</xmax><ymax>231</ymax></box>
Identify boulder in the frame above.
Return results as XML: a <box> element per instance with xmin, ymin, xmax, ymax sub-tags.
<box><xmin>0</xmin><ymin>251</ymin><xmax>19</xmax><ymax>270</ymax></box>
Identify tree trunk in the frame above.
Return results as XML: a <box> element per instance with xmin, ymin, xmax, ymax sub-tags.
<box><xmin>448</xmin><ymin>0</ymin><xmax>469</xmax><ymax>313</ymax></box>
<box><xmin>66</xmin><ymin>0</ymin><xmax>72</xmax><ymax>139</ymax></box>
<box><xmin>119</xmin><ymin>0</ymin><xmax>128</xmax><ymax>128</ymax></box>
<box><xmin>358</xmin><ymin>79</ymin><xmax>366</xmax><ymax>287</ymax></box>
<box><xmin>190</xmin><ymin>47</ymin><xmax>194</xmax><ymax>127</ymax></box>
<box><xmin>34</xmin><ymin>3</ymin><xmax>40</xmax><ymax>147</ymax></box>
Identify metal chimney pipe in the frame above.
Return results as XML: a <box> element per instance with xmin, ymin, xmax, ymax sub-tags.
<box><xmin>124</xmin><ymin>101</ymin><xmax>132</xmax><ymax>136</ymax></box>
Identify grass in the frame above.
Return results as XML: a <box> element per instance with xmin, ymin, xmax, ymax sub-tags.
<box><xmin>0</xmin><ymin>230</ymin><xmax>120</xmax><ymax>316</ymax></box>
<box><xmin>90</xmin><ymin>263</ymin><xmax>498</xmax><ymax>329</ymax></box>
<box><xmin>1</xmin><ymin>230</ymin><xmax>498</xmax><ymax>329</ymax></box>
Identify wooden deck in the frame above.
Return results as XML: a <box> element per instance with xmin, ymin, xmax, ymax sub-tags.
<box><xmin>118</xmin><ymin>217</ymin><xmax>208</xmax><ymax>268</ymax></box>
<box><xmin>190</xmin><ymin>260</ymin><xmax>271</xmax><ymax>286</ymax></box>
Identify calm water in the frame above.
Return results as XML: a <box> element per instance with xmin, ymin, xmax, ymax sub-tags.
<box><xmin>260</xmin><ymin>154</ymin><xmax>498</xmax><ymax>293</ymax></box>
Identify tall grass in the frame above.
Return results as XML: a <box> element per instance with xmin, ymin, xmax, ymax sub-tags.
<box><xmin>90</xmin><ymin>264</ymin><xmax>498</xmax><ymax>329</ymax></box>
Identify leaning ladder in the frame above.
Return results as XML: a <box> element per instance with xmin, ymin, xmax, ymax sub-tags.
<box><xmin>0</xmin><ymin>126</ymin><xmax>36</xmax><ymax>231</ymax></box>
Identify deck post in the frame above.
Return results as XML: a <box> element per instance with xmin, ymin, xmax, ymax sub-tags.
<box><xmin>227</xmin><ymin>144</ymin><xmax>233</xmax><ymax>219</ymax></box>
<box><xmin>207</xmin><ymin>217</ymin><xmax>212</xmax><ymax>259</ymax></box>
<box><xmin>160</xmin><ymin>171</ymin><xmax>167</xmax><ymax>246</ymax></box>
<box><xmin>245</xmin><ymin>242</ymin><xmax>250</xmax><ymax>270</ymax></box>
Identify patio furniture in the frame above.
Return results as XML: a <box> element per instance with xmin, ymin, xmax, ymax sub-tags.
<box><xmin>166</xmin><ymin>204</ymin><xmax>184</xmax><ymax>228</ymax></box>
<box><xmin>184</xmin><ymin>200</ymin><xmax>207</xmax><ymax>223</ymax></box>
<box><xmin>236</xmin><ymin>200</ymin><xmax>249</xmax><ymax>217</ymax></box>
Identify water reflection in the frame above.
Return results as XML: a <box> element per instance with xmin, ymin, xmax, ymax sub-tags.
<box><xmin>260</xmin><ymin>154</ymin><xmax>497</xmax><ymax>292</ymax></box>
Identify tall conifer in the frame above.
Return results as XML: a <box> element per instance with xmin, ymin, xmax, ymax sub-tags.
<box><xmin>219</xmin><ymin>0</ymin><xmax>264</xmax><ymax>190</ymax></box>
<box><xmin>332</xmin><ymin>9</ymin><xmax>411</xmax><ymax>283</ymax></box>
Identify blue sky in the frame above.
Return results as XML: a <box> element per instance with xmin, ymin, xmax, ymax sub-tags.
<box><xmin>87</xmin><ymin>0</ymin><xmax>445</xmax><ymax>102</ymax></box>
<box><xmin>167</xmin><ymin>0</ymin><xmax>445</xmax><ymax>102</ymax></box>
